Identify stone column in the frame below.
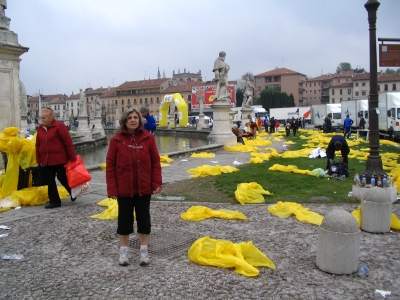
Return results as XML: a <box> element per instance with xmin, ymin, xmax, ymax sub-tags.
<box><xmin>208</xmin><ymin>99</ymin><xmax>236</xmax><ymax>146</ymax></box>
<box><xmin>197</xmin><ymin>98</ymin><xmax>205</xmax><ymax>131</ymax></box>
<box><xmin>240</xmin><ymin>107</ymin><xmax>253</xmax><ymax>126</ymax></box>
<box><xmin>0</xmin><ymin>2</ymin><xmax>29</xmax><ymax>132</ymax></box>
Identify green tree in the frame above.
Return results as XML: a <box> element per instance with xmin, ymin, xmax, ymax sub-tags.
<box><xmin>256</xmin><ymin>88</ymin><xmax>295</xmax><ymax>110</ymax></box>
<box><xmin>353</xmin><ymin>66</ymin><xmax>366</xmax><ymax>73</ymax></box>
<box><xmin>236</xmin><ymin>88</ymin><xmax>244</xmax><ymax>107</ymax></box>
<box><xmin>241</xmin><ymin>72</ymin><xmax>254</xmax><ymax>82</ymax></box>
<box><xmin>336</xmin><ymin>62</ymin><xmax>352</xmax><ymax>73</ymax></box>
<box><xmin>384</xmin><ymin>68</ymin><xmax>400</xmax><ymax>74</ymax></box>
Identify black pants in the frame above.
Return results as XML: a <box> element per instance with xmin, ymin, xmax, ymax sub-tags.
<box><xmin>43</xmin><ymin>164</ymin><xmax>71</xmax><ymax>204</ymax></box>
<box><xmin>117</xmin><ymin>195</ymin><xmax>151</xmax><ymax>235</ymax></box>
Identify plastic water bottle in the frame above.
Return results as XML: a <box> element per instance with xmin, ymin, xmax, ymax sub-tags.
<box><xmin>390</xmin><ymin>175</ymin><xmax>394</xmax><ymax>187</ymax></box>
<box><xmin>382</xmin><ymin>175</ymin><xmax>387</xmax><ymax>188</ymax></box>
<box><xmin>357</xmin><ymin>265</ymin><xmax>369</xmax><ymax>276</ymax></box>
<box><xmin>361</xmin><ymin>175</ymin><xmax>366</xmax><ymax>188</ymax></box>
<box><xmin>370</xmin><ymin>175</ymin><xmax>375</xmax><ymax>187</ymax></box>
<box><xmin>353</xmin><ymin>173</ymin><xmax>359</xmax><ymax>186</ymax></box>
<box><xmin>377</xmin><ymin>176</ymin><xmax>382</xmax><ymax>187</ymax></box>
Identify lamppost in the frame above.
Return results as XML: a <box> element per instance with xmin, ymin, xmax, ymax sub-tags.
<box><xmin>362</xmin><ymin>0</ymin><xmax>385</xmax><ymax>182</ymax></box>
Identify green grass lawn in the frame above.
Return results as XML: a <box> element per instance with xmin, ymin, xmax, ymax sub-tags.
<box><xmin>213</xmin><ymin>134</ymin><xmax>400</xmax><ymax>204</ymax></box>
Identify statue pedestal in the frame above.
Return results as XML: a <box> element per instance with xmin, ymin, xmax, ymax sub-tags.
<box><xmin>20</xmin><ymin>115</ymin><xmax>28</xmax><ymax>132</ymax></box>
<box><xmin>77</xmin><ymin>115</ymin><xmax>92</xmax><ymax>140</ymax></box>
<box><xmin>208</xmin><ymin>100</ymin><xmax>236</xmax><ymax>146</ymax></box>
<box><xmin>0</xmin><ymin>28</ymin><xmax>29</xmax><ymax>130</ymax></box>
<box><xmin>92</xmin><ymin>116</ymin><xmax>105</xmax><ymax>137</ymax></box>
<box><xmin>197</xmin><ymin>113</ymin><xmax>205</xmax><ymax>131</ymax></box>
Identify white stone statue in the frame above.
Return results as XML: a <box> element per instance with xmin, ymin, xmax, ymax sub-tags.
<box><xmin>95</xmin><ymin>95</ymin><xmax>101</xmax><ymax>117</ymax></box>
<box><xmin>0</xmin><ymin>0</ymin><xmax>10</xmax><ymax>30</ymax></box>
<box><xmin>169</xmin><ymin>99</ymin><xmax>176</xmax><ymax>118</ymax></box>
<box><xmin>212</xmin><ymin>51</ymin><xmax>231</xmax><ymax>101</ymax></box>
<box><xmin>19</xmin><ymin>79</ymin><xmax>27</xmax><ymax>116</ymax></box>
<box><xmin>115</xmin><ymin>107</ymin><xmax>120</xmax><ymax>121</ymax></box>
<box><xmin>243</xmin><ymin>76</ymin><xmax>255</xmax><ymax>107</ymax></box>
<box><xmin>79</xmin><ymin>89</ymin><xmax>87</xmax><ymax>116</ymax></box>
<box><xmin>65</xmin><ymin>107</ymin><xmax>69</xmax><ymax>119</ymax></box>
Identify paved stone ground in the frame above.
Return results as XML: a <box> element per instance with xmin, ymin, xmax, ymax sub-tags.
<box><xmin>0</xmin><ymin>138</ymin><xmax>399</xmax><ymax>299</ymax></box>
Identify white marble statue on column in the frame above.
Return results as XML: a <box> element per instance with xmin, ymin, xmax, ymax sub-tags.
<box><xmin>243</xmin><ymin>76</ymin><xmax>255</xmax><ymax>107</ymax></box>
<box><xmin>114</xmin><ymin>107</ymin><xmax>120</xmax><ymax>129</ymax></box>
<box><xmin>169</xmin><ymin>98</ymin><xmax>176</xmax><ymax>120</ymax></box>
<box><xmin>212</xmin><ymin>51</ymin><xmax>231</xmax><ymax>101</ymax></box>
<box><xmin>0</xmin><ymin>0</ymin><xmax>10</xmax><ymax>30</ymax></box>
<box><xmin>19</xmin><ymin>79</ymin><xmax>27</xmax><ymax>116</ymax></box>
<box><xmin>94</xmin><ymin>95</ymin><xmax>101</xmax><ymax>117</ymax></box>
<box><xmin>79</xmin><ymin>89</ymin><xmax>87</xmax><ymax>116</ymax></box>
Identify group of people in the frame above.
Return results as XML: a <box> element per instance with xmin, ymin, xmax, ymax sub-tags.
<box><xmin>35</xmin><ymin>104</ymin><xmax>160</xmax><ymax>267</ymax></box>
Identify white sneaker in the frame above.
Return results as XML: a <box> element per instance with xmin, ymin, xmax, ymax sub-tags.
<box><xmin>139</xmin><ymin>247</ymin><xmax>149</xmax><ymax>266</ymax></box>
<box><xmin>119</xmin><ymin>247</ymin><xmax>129</xmax><ymax>266</ymax></box>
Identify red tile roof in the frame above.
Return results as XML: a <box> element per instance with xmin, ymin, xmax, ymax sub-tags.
<box><xmin>100</xmin><ymin>88</ymin><xmax>117</xmax><ymax>98</ymax></box>
<box><xmin>254</xmin><ymin>68</ymin><xmax>306</xmax><ymax>77</ymax></box>
<box><xmin>378</xmin><ymin>74</ymin><xmax>400</xmax><ymax>82</ymax></box>
<box><xmin>117</xmin><ymin>78</ymin><xmax>170</xmax><ymax>89</ymax></box>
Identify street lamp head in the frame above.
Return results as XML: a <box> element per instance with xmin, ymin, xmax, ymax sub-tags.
<box><xmin>364</xmin><ymin>0</ymin><xmax>380</xmax><ymax>11</ymax></box>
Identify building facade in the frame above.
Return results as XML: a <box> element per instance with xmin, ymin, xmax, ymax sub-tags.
<box><xmin>254</xmin><ymin>68</ymin><xmax>307</xmax><ymax>107</ymax></box>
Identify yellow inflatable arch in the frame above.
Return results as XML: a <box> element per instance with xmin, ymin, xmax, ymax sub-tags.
<box><xmin>159</xmin><ymin>93</ymin><xmax>188</xmax><ymax>127</ymax></box>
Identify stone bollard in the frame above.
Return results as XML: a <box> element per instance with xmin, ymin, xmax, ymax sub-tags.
<box><xmin>361</xmin><ymin>187</ymin><xmax>392</xmax><ymax>233</ymax></box>
<box><xmin>316</xmin><ymin>209</ymin><xmax>360</xmax><ymax>274</ymax></box>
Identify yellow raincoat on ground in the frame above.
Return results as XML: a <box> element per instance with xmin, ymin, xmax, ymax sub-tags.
<box><xmin>187</xmin><ymin>164</ymin><xmax>238</xmax><ymax>178</ymax></box>
<box><xmin>268</xmin><ymin>201</ymin><xmax>323</xmax><ymax>225</ymax></box>
<box><xmin>181</xmin><ymin>206</ymin><xmax>248</xmax><ymax>221</ymax></box>
<box><xmin>188</xmin><ymin>236</ymin><xmax>276</xmax><ymax>277</ymax></box>
<box><xmin>235</xmin><ymin>182</ymin><xmax>272</xmax><ymax>205</ymax></box>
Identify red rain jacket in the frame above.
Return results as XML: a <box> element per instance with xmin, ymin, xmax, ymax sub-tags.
<box><xmin>106</xmin><ymin>127</ymin><xmax>162</xmax><ymax>197</ymax></box>
<box><xmin>36</xmin><ymin>120</ymin><xmax>76</xmax><ymax>166</ymax></box>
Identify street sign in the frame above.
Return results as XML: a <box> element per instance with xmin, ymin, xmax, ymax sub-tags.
<box><xmin>379</xmin><ymin>44</ymin><xmax>400</xmax><ymax>67</ymax></box>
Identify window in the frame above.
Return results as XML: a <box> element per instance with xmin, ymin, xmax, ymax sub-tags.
<box><xmin>355</xmin><ymin>83</ymin><xmax>359</xmax><ymax>87</ymax></box>
<box><xmin>340</xmin><ymin>89</ymin><xmax>342</xmax><ymax>95</ymax></box>
<box><xmin>150</xmin><ymin>98</ymin><xmax>153</xmax><ymax>103</ymax></box>
<box><xmin>187</xmin><ymin>95</ymin><xmax>191</xmax><ymax>101</ymax></box>
<box><xmin>257</xmin><ymin>78</ymin><xmax>261</xmax><ymax>83</ymax></box>
<box><xmin>338</xmin><ymin>79</ymin><xmax>340</xmax><ymax>83</ymax></box>
<box><xmin>122</xmin><ymin>107</ymin><xmax>124</xmax><ymax>112</ymax></box>
<box><xmin>384</xmin><ymin>84</ymin><xmax>388</xmax><ymax>91</ymax></box>
<box><xmin>128</xmin><ymin>99</ymin><xmax>131</xmax><ymax>104</ymax></box>
<box><xmin>134</xmin><ymin>99</ymin><xmax>137</xmax><ymax>104</ymax></box>
<box><xmin>332</xmin><ymin>90</ymin><xmax>334</xmax><ymax>95</ymax></box>
<box><xmin>156</xmin><ymin>97</ymin><xmax>160</xmax><ymax>103</ymax></box>
<box><xmin>378</xmin><ymin>85</ymin><xmax>380</xmax><ymax>91</ymax></box>
<box><xmin>355</xmin><ymin>91</ymin><xmax>359</xmax><ymax>96</ymax></box>
<box><xmin>393</xmin><ymin>84</ymin><xmax>397</xmax><ymax>91</ymax></box>
<box><xmin>121</xmin><ymin>100</ymin><xmax>124</xmax><ymax>105</ymax></box>
<box><xmin>362</xmin><ymin>82</ymin><xmax>366</xmax><ymax>86</ymax></box>
<box><xmin>314</xmin><ymin>90</ymin><xmax>316</xmax><ymax>94</ymax></box>
<box><xmin>145</xmin><ymin>98</ymin><xmax>148</xmax><ymax>104</ymax></box>
<box><xmin>314</xmin><ymin>83</ymin><xmax>316</xmax><ymax>87</ymax></box>
<box><xmin>362</xmin><ymin>91</ymin><xmax>366</xmax><ymax>96</ymax></box>
<box><xmin>348</xmin><ymin>89</ymin><xmax>351</xmax><ymax>94</ymax></box>
<box><xmin>140</xmin><ymin>98</ymin><xmax>143</xmax><ymax>104</ymax></box>
<box><xmin>71</xmin><ymin>103</ymin><xmax>73</xmax><ymax>107</ymax></box>
<box><xmin>115</xmin><ymin>100</ymin><xmax>118</xmax><ymax>105</ymax></box>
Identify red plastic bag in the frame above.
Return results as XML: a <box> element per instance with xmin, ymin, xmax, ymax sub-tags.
<box><xmin>64</xmin><ymin>155</ymin><xmax>91</xmax><ymax>188</ymax></box>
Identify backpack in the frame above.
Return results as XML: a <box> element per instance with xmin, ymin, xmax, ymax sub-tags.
<box><xmin>328</xmin><ymin>162</ymin><xmax>349</xmax><ymax>177</ymax></box>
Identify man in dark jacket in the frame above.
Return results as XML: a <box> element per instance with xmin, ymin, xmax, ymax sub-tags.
<box><xmin>326</xmin><ymin>135</ymin><xmax>350</xmax><ymax>174</ymax></box>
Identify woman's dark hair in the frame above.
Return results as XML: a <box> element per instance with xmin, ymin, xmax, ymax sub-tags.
<box><xmin>119</xmin><ymin>107</ymin><xmax>143</xmax><ymax>130</ymax></box>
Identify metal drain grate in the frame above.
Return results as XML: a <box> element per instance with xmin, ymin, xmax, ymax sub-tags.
<box><xmin>128</xmin><ymin>230</ymin><xmax>198</xmax><ymax>258</ymax></box>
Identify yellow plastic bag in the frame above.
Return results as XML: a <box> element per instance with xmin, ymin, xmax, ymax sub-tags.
<box><xmin>1</xmin><ymin>153</ymin><xmax>19</xmax><ymax>199</ymax></box>
<box><xmin>235</xmin><ymin>182</ymin><xmax>272</xmax><ymax>205</ymax></box>
<box><xmin>11</xmin><ymin>186</ymin><xmax>48</xmax><ymax>206</ymax></box>
<box><xmin>188</xmin><ymin>236</ymin><xmax>276</xmax><ymax>277</ymax></box>
<box><xmin>190</xmin><ymin>152</ymin><xmax>216</xmax><ymax>158</ymax></box>
<box><xmin>391</xmin><ymin>213</ymin><xmax>400</xmax><ymax>230</ymax></box>
<box><xmin>160</xmin><ymin>155</ymin><xmax>174</xmax><ymax>163</ymax></box>
<box><xmin>181</xmin><ymin>206</ymin><xmax>248</xmax><ymax>221</ymax></box>
<box><xmin>268</xmin><ymin>201</ymin><xmax>323</xmax><ymax>225</ymax></box>
<box><xmin>268</xmin><ymin>201</ymin><xmax>302</xmax><ymax>218</ymax></box>
<box><xmin>187</xmin><ymin>164</ymin><xmax>238</xmax><ymax>178</ymax></box>
<box><xmin>91</xmin><ymin>198</ymin><xmax>119</xmax><ymax>220</ymax></box>
<box><xmin>100</xmin><ymin>163</ymin><xmax>106</xmax><ymax>170</ymax></box>
<box><xmin>351</xmin><ymin>206</ymin><xmax>362</xmax><ymax>228</ymax></box>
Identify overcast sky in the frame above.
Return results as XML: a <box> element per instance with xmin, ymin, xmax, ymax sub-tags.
<box><xmin>6</xmin><ymin>0</ymin><xmax>400</xmax><ymax>96</ymax></box>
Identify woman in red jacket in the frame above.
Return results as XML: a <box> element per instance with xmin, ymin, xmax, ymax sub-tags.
<box><xmin>106</xmin><ymin>108</ymin><xmax>162</xmax><ymax>267</ymax></box>
<box><xmin>36</xmin><ymin>107</ymin><xmax>76</xmax><ymax>209</ymax></box>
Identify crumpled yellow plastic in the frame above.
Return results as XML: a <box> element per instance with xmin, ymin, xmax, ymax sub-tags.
<box><xmin>160</xmin><ymin>155</ymin><xmax>174</xmax><ymax>163</ymax></box>
<box><xmin>9</xmin><ymin>186</ymin><xmax>69</xmax><ymax>206</ymax></box>
<box><xmin>248</xmin><ymin>157</ymin><xmax>264</xmax><ymax>164</ymax></box>
<box><xmin>91</xmin><ymin>198</ymin><xmax>119</xmax><ymax>220</ymax></box>
<box><xmin>235</xmin><ymin>182</ymin><xmax>272</xmax><ymax>205</ymax></box>
<box><xmin>100</xmin><ymin>163</ymin><xmax>106</xmax><ymax>170</ymax></box>
<box><xmin>0</xmin><ymin>196</ymin><xmax>20</xmax><ymax>208</ymax></box>
<box><xmin>351</xmin><ymin>205</ymin><xmax>400</xmax><ymax>230</ymax></box>
<box><xmin>190</xmin><ymin>152</ymin><xmax>216</xmax><ymax>158</ymax></box>
<box><xmin>188</xmin><ymin>236</ymin><xmax>276</xmax><ymax>277</ymax></box>
<box><xmin>225</xmin><ymin>144</ymin><xmax>260</xmax><ymax>152</ymax></box>
<box><xmin>0</xmin><ymin>153</ymin><xmax>19</xmax><ymax>199</ymax></box>
<box><xmin>187</xmin><ymin>164</ymin><xmax>238</xmax><ymax>178</ymax></box>
<box><xmin>161</xmin><ymin>163</ymin><xmax>170</xmax><ymax>167</ymax></box>
<box><xmin>90</xmin><ymin>198</ymin><xmax>136</xmax><ymax>220</ymax></box>
<box><xmin>181</xmin><ymin>205</ymin><xmax>248</xmax><ymax>221</ymax></box>
<box><xmin>268</xmin><ymin>201</ymin><xmax>323</xmax><ymax>225</ymax></box>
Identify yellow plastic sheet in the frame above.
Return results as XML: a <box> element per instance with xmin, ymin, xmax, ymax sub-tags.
<box><xmin>248</xmin><ymin>157</ymin><xmax>264</xmax><ymax>164</ymax></box>
<box><xmin>235</xmin><ymin>182</ymin><xmax>272</xmax><ymax>205</ymax></box>
<box><xmin>181</xmin><ymin>206</ymin><xmax>248</xmax><ymax>221</ymax></box>
<box><xmin>160</xmin><ymin>155</ymin><xmax>174</xmax><ymax>163</ymax></box>
<box><xmin>351</xmin><ymin>206</ymin><xmax>400</xmax><ymax>230</ymax></box>
<box><xmin>188</xmin><ymin>236</ymin><xmax>276</xmax><ymax>277</ymax></box>
<box><xmin>187</xmin><ymin>164</ymin><xmax>238</xmax><ymax>178</ymax></box>
<box><xmin>224</xmin><ymin>144</ymin><xmax>260</xmax><ymax>152</ymax></box>
<box><xmin>91</xmin><ymin>198</ymin><xmax>119</xmax><ymax>220</ymax></box>
<box><xmin>190</xmin><ymin>152</ymin><xmax>216</xmax><ymax>158</ymax></box>
<box><xmin>10</xmin><ymin>186</ymin><xmax>68</xmax><ymax>206</ymax></box>
<box><xmin>268</xmin><ymin>201</ymin><xmax>323</xmax><ymax>225</ymax></box>
<box><xmin>0</xmin><ymin>153</ymin><xmax>19</xmax><ymax>199</ymax></box>
<box><xmin>90</xmin><ymin>198</ymin><xmax>136</xmax><ymax>220</ymax></box>
<box><xmin>100</xmin><ymin>163</ymin><xmax>106</xmax><ymax>170</ymax></box>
